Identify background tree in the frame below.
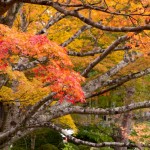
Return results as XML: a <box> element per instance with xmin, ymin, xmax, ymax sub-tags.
<box><xmin>0</xmin><ymin>0</ymin><xmax>150</xmax><ymax>149</ymax></box>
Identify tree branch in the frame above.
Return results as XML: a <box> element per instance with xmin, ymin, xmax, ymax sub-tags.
<box><xmin>47</xmin><ymin>101</ymin><xmax>150</xmax><ymax>119</ymax></box>
<box><xmin>83</xmin><ymin>51</ymin><xmax>141</xmax><ymax>96</ymax></box>
<box><xmin>51</xmin><ymin>3</ymin><xmax>150</xmax><ymax>32</ymax></box>
<box><xmin>88</xmin><ymin>67</ymin><xmax>150</xmax><ymax>98</ymax></box>
<box><xmin>37</xmin><ymin>12</ymin><xmax>66</xmax><ymax>35</ymax></box>
<box><xmin>28</xmin><ymin>122</ymin><xmax>150</xmax><ymax>148</ymax></box>
<box><xmin>103</xmin><ymin>68</ymin><xmax>150</xmax><ymax>88</ymax></box>
<box><xmin>74</xmin><ymin>4</ymin><xmax>150</xmax><ymax>17</ymax></box>
<box><xmin>67</xmin><ymin>46</ymin><xmax>131</xmax><ymax>57</ymax></box>
<box><xmin>2</xmin><ymin>1</ymin><xmax>149</xmax><ymax>32</ymax></box>
<box><xmin>22</xmin><ymin>92</ymin><xmax>55</xmax><ymax>124</ymax></box>
<box><xmin>0</xmin><ymin>0</ymin><xmax>17</xmax><ymax>16</ymax></box>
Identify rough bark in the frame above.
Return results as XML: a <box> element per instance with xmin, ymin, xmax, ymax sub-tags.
<box><xmin>83</xmin><ymin>52</ymin><xmax>141</xmax><ymax>97</ymax></box>
<box><xmin>45</xmin><ymin>101</ymin><xmax>150</xmax><ymax>120</ymax></box>
<box><xmin>0</xmin><ymin>0</ymin><xmax>17</xmax><ymax>16</ymax></box>
<box><xmin>19</xmin><ymin>7</ymin><xmax>28</xmax><ymax>32</ymax></box>
<box><xmin>0</xmin><ymin>2</ymin><xmax>23</xmax><ymax>27</ymax></box>
<box><xmin>0</xmin><ymin>102</ymin><xmax>4</xmax><ymax>131</ymax></box>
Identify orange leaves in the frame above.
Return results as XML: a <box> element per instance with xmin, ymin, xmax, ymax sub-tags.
<box><xmin>0</xmin><ymin>24</ymin><xmax>85</xmax><ymax>104</ymax></box>
<box><xmin>126</xmin><ymin>32</ymin><xmax>150</xmax><ymax>57</ymax></box>
<box><xmin>0</xmin><ymin>40</ymin><xmax>10</xmax><ymax>71</ymax></box>
<box><xmin>128</xmin><ymin>123</ymin><xmax>150</xmax><ymax>144</ymax></box>
<box><xmin>145</xmin><ymin>17</ymin><xmax>150</xmax><ymax>24</ymax></box>
<box><xmin>33</xmin><ymin>64</ymin><xmax>85</xmax><ymax>104</ymax></box>
<box><xmin>127</xmin><ymin>32</ymin><xmax>135</xmax><ymax>38</ymax></box>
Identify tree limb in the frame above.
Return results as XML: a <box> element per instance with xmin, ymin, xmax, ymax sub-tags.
<box><xmin>0</xmin><ymin>92</ymin><xmax>55</xmax><ymax>143</ymax></box>
<box><xmin>28</xmin><ymin>122</ymin><xmax>150</xmax><ymax>148</ymax></box>
<box><xmin>61</xmin><ymin>25</ymin><xmax>91</xmax><ymax>47</ymax></box>
<box><xmin>88</xmin><ymin>67</ymin><xmax>150</xmax><ymax>98</ymax></box>
<box><xmin>51</xmin><ymin>3</ymin><xmax>150</xmax><ymax>32</ymax></box>
<box><xmin>22</xmin><ymin>92</ymin><xmax>55</xmax><ymax>124</ymax></box>
<box><xmin>67</xmin><ymin>46</ymin><xmax>131</xmax><ymax>57</ymax></box>
<box><xmin>103</xmin><ymin>68</ymin><xmax>150</xmax><ymax>88</ymax></box>
<box><xmin>1</xmin><ymin>1</ymin><xmax>149</xmax><ymax>32</ymax></box>
<box><xmin>0</xmin><ymin>0</ymin><xmax>17</xmax><ymax>16</ymax></box>
<box><xmin>47</xmin><ymin>101</ymin><xmax>150</xmax><ymax>119</ymax></box>
<box><xmin>83</xmin><ymin>51</ymin><xmax>141</xmax><ymax>96</ymax></box>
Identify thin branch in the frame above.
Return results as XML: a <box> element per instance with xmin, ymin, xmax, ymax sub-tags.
<box><xmin>81</xmin><ymin>35</ymin><xmax>129</xmax><ymax>77</ymax></box>
<box><xmin>37</xmin><ymin>12</ymin><xmax>66</xmax><ymax>35</ymax></box>
<box><xmin>60</xmin><ymin>25</ymin><xmax>91</xmax><ymax>47</ymax></box>
<box><xmin>55</xmin><ymin>1</ymin><xmax>102</xmax><ymax>7</ymax></box>
<box><xmin>87</xmin><ymin>83</ymin><xmax>123</xmax><ymax>98</ymax></box>
<box><xmin>104</xmin><ymin>67</ymin><xmax>150</xmax><ymax>88</ymax></box>
<box><xmin>37</xmin><ymin>0</ymin><xmax>71</xmax><ymax>35</ymax></box>
<box><xmin>67</xmin><ymin>46</ymin><xmax>131</xmax><ymax>57</ymax></box>
<box><xmin>51</xmin><ymin>3</ymin><xmax>150</xmax><ymax>32</ymax></box>
<box><xmin>74</xmin><ymin>4</ymin><xmax>150</xmax><ymax>17</ymax></box>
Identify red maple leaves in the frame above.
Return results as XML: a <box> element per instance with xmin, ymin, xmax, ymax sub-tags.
<box><xmin>0</xmin><ymin>24</ymin><xmax>85</xmax><ymax>104</ymax></box>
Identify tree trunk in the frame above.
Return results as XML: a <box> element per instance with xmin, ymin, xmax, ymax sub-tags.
<box><xmin>113</xmin><ymin>87</ymin><xmax>135</xmax><ymax>150</ymax></box>
<box><xmin>0</xmin><ymin>0</ymin><xmax>17</xmax><ymax>16</ymax></box>
<box><xmin>2</xmin><ymin>145</ymin><xmax>10</xmax><ymax>150</ymax></box>
<box><xmin>0</xmin><ymin>3</ymin><xmax>23</xmax><ymax>27</ymax></box>
<box><xmin>0</xmin><ymin>102</ymin><xmax>5</xmax><ymax>131</ymax></box>
<box><xmin>31</xmin><ymin>134</ymin><xmax>36</xmax><ymax>150</ymax></box>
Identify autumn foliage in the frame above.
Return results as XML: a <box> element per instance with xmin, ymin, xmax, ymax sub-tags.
<box><xmin>0</xmin><ymin>0</ymin><xmax>150</xmax><ymax>149</ymax></box>
<box><xmin>0</xmin><ymin>24</ymin><xmax>85</xmax><ymax>104</ymax></box>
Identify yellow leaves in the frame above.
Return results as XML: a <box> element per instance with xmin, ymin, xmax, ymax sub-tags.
<box><xmin>126</xmin><ymin>32</ymin><xmax>150</xmax><ymax>57</ymax></box>
<box><xmin>6</xmin><ymin>67</ymin><xmax>22</xmax><ymax>80</ymax></box>
<box><xmin>0</xmin><ymin>86</ymin><xmax>13</xmax><ymax>101</ymax></box>
<box><xmin>48</xmin><ymin>17</ymin><xmax>82</xmax><ymax>43</ymax></box>
<box><xmin>9</xmin><ymin>55</ymin><xmax>20</xmax><ymax>64</ymax></box>
<box><xmin>14</xmin><ymin>4</ymin><xmax>51</xmax><ymax>33</ymax></box>
<box><xmin>0</xmin><ymin>67</ymin><xmax>49</xmax><ymax>105</ymax></box>
<box><xmin>128</xmin><ymin>123</ymin><xmax>150</xmax><ymax>144</ymax></box>
<box><xmin>53</xmin><ymin>115</ymin><xmax>78</xmax><ymax>134</ymax></box>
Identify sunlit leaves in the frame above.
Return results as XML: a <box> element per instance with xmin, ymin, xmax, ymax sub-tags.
<box><xmin>54</xmin><ymin>114</ymin><xmax>78</xmax><ymax>133</ymax></box>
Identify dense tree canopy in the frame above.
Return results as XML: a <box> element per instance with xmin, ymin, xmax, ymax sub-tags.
<box><xmin>0</xmin><ymin>0</ymin><xmax>150</xmax><ymax>149</ymax></box>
